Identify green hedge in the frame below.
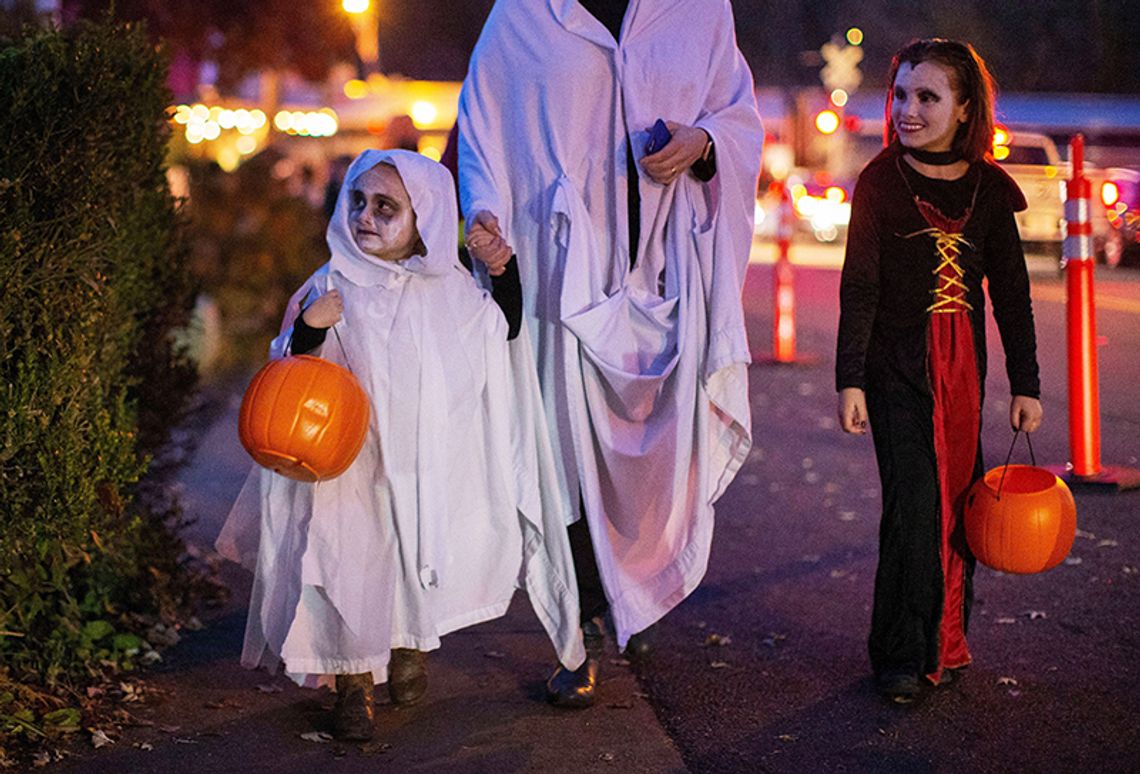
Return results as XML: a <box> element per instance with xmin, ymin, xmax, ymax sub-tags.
<box><xmin>0</xmin><ymin>16</ymin><xmax>196</xmax><ymax>692</ymax></box>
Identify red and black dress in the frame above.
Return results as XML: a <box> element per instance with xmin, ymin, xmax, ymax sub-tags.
<box><xmin>836</xmin><ymin>146</ymin><xmax>1040</xmax><ymax>684</ymax></box>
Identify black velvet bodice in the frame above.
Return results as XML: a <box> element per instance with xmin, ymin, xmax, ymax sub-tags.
<box><xmin>836</xmin><ymin>147</ymin><xmax>1040</xmax><ymax>399</ymax></box>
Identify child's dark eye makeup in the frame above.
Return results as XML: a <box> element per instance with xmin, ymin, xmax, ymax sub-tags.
<box><xmin>350</xmin><ymin>190</ymin><xmax>399</xmax><ymax>216</ymax></box>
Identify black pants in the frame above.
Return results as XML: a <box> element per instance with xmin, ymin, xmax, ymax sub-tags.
<box><xmin>568</xmin><ymin>512</ymin><xmax>608</xmax><ymax>626</ymax></box>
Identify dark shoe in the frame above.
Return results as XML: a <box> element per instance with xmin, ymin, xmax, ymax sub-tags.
<box><xmin>935</xmin><ymin>666</ymin><xmax>963</xmax><ymax>688</ymax></box>
<box><xmin>582</xmin><ymin>617</ymin><xmax>606</xmax><ymax>657</ymax></box>
<box><xmin>875</xmin><ymin>671</ymin><xmax>921</xmax><ymax>704</ymax></box>
<box><xmin>624</xmin><ymin>624</ymin><xmax>656</xmax><ymax>658</ymax></box>
<box><xmin>545</xmin><ymin>657</ymin><xmax>599</xmax><ymax>709</ymax></box>
<box><xmin>332</xmin><ymin>672</ymin><xmax>375</xmax><ymax>741</ymax></box>
<box><xmin>546</xmin><ymin>618</ymin><xmax>605</xmax><ymax>709</ymax></box>
<box><xmin>388</xmin><ymin>649</ymin><xmax>427</xmax><ymax>706</ymax></box>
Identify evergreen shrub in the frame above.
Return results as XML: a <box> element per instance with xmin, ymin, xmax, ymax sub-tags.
<box><xmin>0</xmin><ymin>14</ymin><xmax>196</xmax><ymax>702</ymax></box>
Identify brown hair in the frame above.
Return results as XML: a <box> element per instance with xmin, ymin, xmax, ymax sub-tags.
<box><xmin>884</xmin><ymin>38</ymin><xmax>996</xmax><ymax>162</ymax></box>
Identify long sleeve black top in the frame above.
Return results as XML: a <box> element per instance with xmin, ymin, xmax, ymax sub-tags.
<box><xmin>836</xmin><ymin>147</ymin><xmax>1041</xmax><ymax>399</ymax></box>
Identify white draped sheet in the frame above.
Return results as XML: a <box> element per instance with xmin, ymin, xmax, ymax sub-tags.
<box><xmin>217</xmin><ymin>150</ymin><xmax>585</xmax><ymax>687</ymax></box>
<box><xmin>459</xmin><ymin>0</ymin><xmax>763</xmax><ymax>646</ymax></box>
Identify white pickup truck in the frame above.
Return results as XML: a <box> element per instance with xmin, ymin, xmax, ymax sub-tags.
<box><xmin>998</xmin><ymin>131</ymin><xmax>1119</xmax><ymax>259</ymax></box>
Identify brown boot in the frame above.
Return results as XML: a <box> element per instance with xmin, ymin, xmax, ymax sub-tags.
<box><xmin>332</xmin><ymin>672</ymin><xmax>375</xmax><ymax>741</ymax></box>
<box><xmin>388</xmin><ymin>649</ymin><xmax>427</xmax><ymax>705</ymax></box>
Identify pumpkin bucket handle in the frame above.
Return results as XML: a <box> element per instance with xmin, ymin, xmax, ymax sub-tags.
<box><xmin>298</xmin><ymin>285</ymin><xmax>357</xmax><ymax>377</ymax></box>
<box><xmin>996</xmin><ymin>430</ymin><xmax>1037</xmax><ymax>500</ymax></box>
<box><xmin>330</xmin><ymin>324</ymin><xmax>355</xmax><ymax>376</ymax></box>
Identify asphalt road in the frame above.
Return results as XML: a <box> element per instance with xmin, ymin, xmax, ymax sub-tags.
<box><xmin>632</xmin><ymin>246</ymin><xmax>1140</xmax><ymax>773</ymax></box>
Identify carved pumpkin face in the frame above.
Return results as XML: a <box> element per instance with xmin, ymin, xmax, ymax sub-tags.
<box><xmin>964</xmin><ymin>465</ymin><xmax>1077</xmax><ymax>575</ymax></box>
<box><xmin>238</xmin><ymin>355</ymin><xmax>370</xmax><ymax>482</ymax></box>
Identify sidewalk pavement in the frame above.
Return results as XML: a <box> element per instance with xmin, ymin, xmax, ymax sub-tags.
<box><xmin>58</xmin><ymin>389</ymin><xmax>687</xmax><ymax>774</ymax></box>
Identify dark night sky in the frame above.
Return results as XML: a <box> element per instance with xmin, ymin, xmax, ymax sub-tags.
<box><xmin>44</xmin><ymin>0</ymin><xmax>1140</xmax><ymax>94</ymax></box>
<box><xmin>378</xmin><ymin>0</ymin><xmax>1140</xmax><ymax>94</ymax></box>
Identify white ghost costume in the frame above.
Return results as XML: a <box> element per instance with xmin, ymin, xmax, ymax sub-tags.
<box><xmin>217</xmin><ymin>150</ymin><xmax>585</xmax><ymax>687</ymax></box>
<box><xmin>458</xmin><ymin>0</ymin><xmax>763</xmax><ymax>647</ymax></box>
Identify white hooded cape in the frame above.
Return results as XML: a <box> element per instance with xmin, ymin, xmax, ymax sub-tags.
<box><xmin>458</xmin><ymin>0</ymin><xmax>762</xmax><ymax>646</ymax></box>
<box><xmin>217</xmin><ymin>150</ymin><xmax>585</xmax><ymax>687</ymax></box>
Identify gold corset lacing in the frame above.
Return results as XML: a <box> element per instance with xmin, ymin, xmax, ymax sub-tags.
<box><xmin>904</xmin><ymin>227</ymin><xmax>975</xmax><ymax>314</ymax></box>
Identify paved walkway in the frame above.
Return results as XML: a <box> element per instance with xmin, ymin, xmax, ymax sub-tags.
<box><xmin>59</xmin><ymin>391</ymin><xmax>686</xmax><ymax>773</ymax></box>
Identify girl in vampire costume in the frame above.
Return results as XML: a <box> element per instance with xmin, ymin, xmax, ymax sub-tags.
<box><xmin>836</xmin><ymin>39</ymin><xmax>1043</xmax><ymax>703</ymax></box>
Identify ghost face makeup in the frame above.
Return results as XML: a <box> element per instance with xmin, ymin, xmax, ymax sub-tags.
<box><xmin>891</xmin><ymin>61</ymin><xmax>970</xmax><ymax>154</ymax></box>
<box><xmin>349</xmin><ymin>163</ymin><xmax>421</xmax><ymax>262</ymax></box>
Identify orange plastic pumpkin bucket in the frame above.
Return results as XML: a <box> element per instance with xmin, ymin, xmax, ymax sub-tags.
<box><xmin>238</xmin><ymin>355</ymin><xmax>370</xmax><ymax>482</ymax></box>
<box><xmin>964</xmin><ymin>463</ymin><xmax>1077</xmax><ymax>575</ymax></box>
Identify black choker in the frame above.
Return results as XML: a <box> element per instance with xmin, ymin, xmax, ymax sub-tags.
<box><xmin>905</xmin><ymin>147</ymin><xmax>962</xmax><ymax>166</ymax></box>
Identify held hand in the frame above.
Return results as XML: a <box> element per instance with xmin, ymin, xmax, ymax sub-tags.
<box><xmin>301</xmin><ymin>290</ymin><xmax>343</xmax><ymax>328</ymax></box>
<box><xmin>1010</xmin><ymin>395</ymin><xmax>1043</xmax><ymax>433</ymax></box>
<box><xmin>640</xmin><ymin>122</ymin><xmax>708</xmax><ymax>185</ymax></box>
<box><xmin>466</xmin><ymin>209</ymin><xmax>512</xmax><ymax>277</ymax></box>
<box><xmin>838</xmin><ymin>387</ymin><xmax>869</xmax><ymax>435</ymax></box>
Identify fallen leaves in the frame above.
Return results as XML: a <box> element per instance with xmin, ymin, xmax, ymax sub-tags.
<box><xmin>703</xmin><ymin>633</ymin><xmax>732</xmax><ymax>648</ymax></box>
<box><xmin>89</xmin><ymin>729</ymin><xmax>114</xmax><ymax>749</ymax></box>
<box><xmin>145</xmin><ymin>623</ymin><xmax>181</xmax><ymax>648</ymax></box>
<box><xmin>300</xmin><ymin>731</ymin><xmax>334</xmax><ymax>743</ymax></box>
<box><xmin>42</xmin><ymin>708</ymin><xmax>81</xmax><ymax>734</ymax></box>
<box><xmin>118</xmin><ymin>681</ymin><xmax>145</xmax><ymax>704</ymax></box>
<box><xmin>203</xmin><ymin>698</ymin><xmax>244</xmax><ymax>710</ymax></box>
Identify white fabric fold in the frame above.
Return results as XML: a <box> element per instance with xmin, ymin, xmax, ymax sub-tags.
<box><xmin>217</xmin><ymin>150</ymin><xmax>585</xmax><ymax>686</ymax></box>
<box><xmin>459</xmin><ymin>0</ymin><xmax>762</xmax><ymax>646</ymax></box>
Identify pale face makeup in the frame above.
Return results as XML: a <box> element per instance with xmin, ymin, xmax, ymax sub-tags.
<box><xmin>891</xmin><ymin>61</ymin><xmax>970</xmax><ymax>154</ymax></box>
<box><xmin>349</xmin><ymin>163</ymin><xmax>420</xmax><ymax>262</ymax></box>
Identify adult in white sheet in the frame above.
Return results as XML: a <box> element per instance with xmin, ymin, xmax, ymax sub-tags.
<box><xmin>459</xmin><ymin>0</ymin><xmax>763</xmax><ymax>707</ymax></box>
<box><xmin>217</xmin><ymin>150</ymin><xmax>585</xmax><ymax>740</ymax></box>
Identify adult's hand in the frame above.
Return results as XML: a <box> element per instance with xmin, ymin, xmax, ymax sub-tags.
<box><xmin>1010</xmin><ymin>395</ymin><xmax>1043</xmax><ymax>433</ymax></box>
<box><xmin>640</xmin><ymin>122</ymin><xmax>709</xmax><ymax>185</ymax></box>
<box><xmin>466</xmin><ymin>209</ymin><xmax>512</xmax><ymax>277</ymax></box>
<box><xmin>838</xmin><ymin>387</ymin><xmax>869</xmax><ymax>435</ymax></box>
<box><xmin>302</xmin><ymin>290</ymin><xmax>343</xmax><ymax>328</ymax></box>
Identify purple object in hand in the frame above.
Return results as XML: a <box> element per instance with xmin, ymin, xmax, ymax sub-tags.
<box><xmin>644</xmin><ymin>119</ymin><xmax>672</xmax><ymax>155</ymax></box>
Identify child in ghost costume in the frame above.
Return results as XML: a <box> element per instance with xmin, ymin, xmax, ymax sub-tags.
<box><xmin>217</xmin><ymin>150</ymin><xmax>585</xmax><ymax>740</ymax></box>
